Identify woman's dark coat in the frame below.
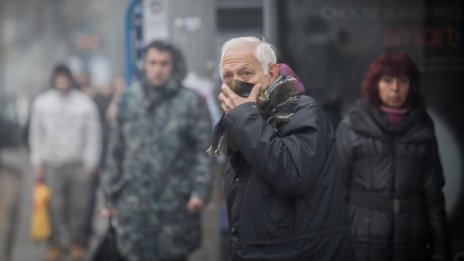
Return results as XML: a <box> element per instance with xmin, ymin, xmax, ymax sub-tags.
<box><xmin>336</xmin><ymin>99</ymin><xmax>450</xmax><ymax>261</ymax></box>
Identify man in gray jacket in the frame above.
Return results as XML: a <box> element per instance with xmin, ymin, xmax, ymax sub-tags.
<box><xmin>29</xmin><ymin>64</ymin><xmax>101</xmax><ymax>261</ymax></box>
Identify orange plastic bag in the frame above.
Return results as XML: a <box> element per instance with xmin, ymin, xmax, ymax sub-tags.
<box><xmin>30</xmin><ymin>181</ymin><xmax>52</xmax><ymax>241</ymax></box>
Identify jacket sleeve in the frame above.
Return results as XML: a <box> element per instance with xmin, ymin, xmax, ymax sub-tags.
<box><xmin>187</xmin><ymin>94</ymin><xmax>214</xmax><ymax>202</ymax></box>
<box><xmin>223</xmin><ymin>99</ymin><xmax>331</xmax><ymax>197</ymax></box>
<box><xmin>422</xmin><ymin>138</ymin><xmax>451</xmax><ymax>261</ymax></box>
<box><xmin>82</xmin><ymin>101</ymin><xmax>102</xmax><ymax>172</ymax></box>
<box><xmin>103</xmin><ymin>96</ymin><xmax>127</xmax><ymax>208</ymax></box>
<box><xmin>29</xmin><ymin>98</ymin><xmax>44</xmax><ymax>167</ymax></box>
<box><xmin>335</xmin><ymin>119</ymin><xmax>354</xmax><ymax>198</ymax></box>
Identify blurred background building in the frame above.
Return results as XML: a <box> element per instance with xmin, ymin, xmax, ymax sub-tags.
<box><xmin>0</xmin><ymin>0</ymin><xmax>463</xmax><ymax>260</ymax></box>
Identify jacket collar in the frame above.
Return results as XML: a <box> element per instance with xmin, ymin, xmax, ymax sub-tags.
<box><xmin>141</xmin><ymin>78</ymin><xmax>182</xmax><ymax>111</ymax></box>
<box><xmin>349</xmin><ymin>99</ymin><xmax>433</xmax><ymax>140</ymax></box>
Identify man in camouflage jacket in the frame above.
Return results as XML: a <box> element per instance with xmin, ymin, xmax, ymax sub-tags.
<box><xmin>103</xmin><ymin>40</ymin><xmax>214</xmax><ymax>261</ymax></box>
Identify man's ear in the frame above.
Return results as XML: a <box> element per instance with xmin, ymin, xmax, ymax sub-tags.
<box><xmin>268</xmin><ymin>63</ymin><xmax>280</xmax><ymax>82</ymax></box>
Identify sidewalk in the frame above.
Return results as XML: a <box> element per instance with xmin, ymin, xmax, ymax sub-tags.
<box><xmin>4</xmin><ymin>147</ymin><xmax>220</xmax><ymax>261</ymax></box>
<box><xmin>0</xmin><ymin>148</ymin><xmax>32</xmax><ymax>261</ymax></box>
<box><xmin>0</xmin><ymin>165</ymin><xmax>21</xmax><ymax>261</ymax></box>
<box><xmin>8</xmin><ymin>148</ymin><xmax>107</xmax><ymax>261</ymax></box>
<box><xmin>4</xmin><ymin>148</ymin><xmax>48</xmax><ymax>261</ymax></box>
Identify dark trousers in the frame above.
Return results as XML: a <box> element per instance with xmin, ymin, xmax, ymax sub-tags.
<box><xmin>85</xmin><ymin>170</ymin><xmax>100</xmax><ymax>235</ymax></box>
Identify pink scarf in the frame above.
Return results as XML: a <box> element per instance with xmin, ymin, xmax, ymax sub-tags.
<box><xmin>380</xmin><ymin>105</ymin><xmax>409</xmax><ymax>124</ymax></box>
<box><xmin>278</xmin><ymin>63</ymin><xmax>305</xmax><ymax>94</ymax></box>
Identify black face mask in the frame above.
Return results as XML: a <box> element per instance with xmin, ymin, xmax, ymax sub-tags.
<box><xmin>207</xmin><ymin>75</ymin><xmax>300</xmax><ymax>157</ymax></box>
<box><xmin>227</xmin><ymin>79</ymin><xmax>255</xmax><ymax>98</ymax></box>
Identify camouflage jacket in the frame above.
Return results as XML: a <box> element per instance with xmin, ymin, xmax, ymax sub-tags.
<box><xmin>104</xmin><ymin>81</ymin><xmax>213</xmax><ymax>260</ymax></box>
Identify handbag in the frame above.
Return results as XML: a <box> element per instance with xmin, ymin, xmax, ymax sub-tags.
<box><xmin>92</xmin><ymin>219</ymin><xmax>125</xmax><ymax>261</ymax></box>
<box><xmin>30</xmin><ymin>181</ymin><xmax>51</xmax><ymax>241</ymax></box>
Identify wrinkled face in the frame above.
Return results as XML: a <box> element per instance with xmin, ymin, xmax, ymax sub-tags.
<box><xmin>54</xmin><ymin>74</ymin><xmax>72</xmax><ymax>92</ymax></box>
<box><xmin>221</xmin><ymin>45</ymin><xmax>277</xmax><ymax>91</ymax></box>
<box><xmin>144</xmin><ymin>48</ymin><xmax>173</xmax><ymax>87</ymax></box>
<box><xmin>378</xmin><ymin>75</ymin><xmax>410</xmax><ymax>109</ymax></box>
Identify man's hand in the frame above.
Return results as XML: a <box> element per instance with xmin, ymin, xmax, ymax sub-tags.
<box><xmin>100</xmin><ymin>208</ymin><xmax>116</xmax><ymax>218</ymax></box>
<box><xmin>218</xmin><ymin>83</ymin><xmax>261</xmax><ymax>114</ymax></box>
<box><xmin>187</xmin><ymin>196</ymin><xmax>205</xmax><ymax>214</ymax></box>
<box><xmin>33</xmin><ymin>166</ymin><xmax>44</xmax><ymax>182</ymax></box>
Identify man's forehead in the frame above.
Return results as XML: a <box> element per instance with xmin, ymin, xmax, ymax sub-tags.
<box><xmin>224</xmin><ymin>43</ymin><xmax>255</xmax><ymax>56</ymax></box>
<box><xmin>221</xmin><ymin>50</ymin><xmax>260</xmax><ymax>70</ymax></box>
<box><xmin>146</xmin><ymin>48</ymin><xmax>172</xmax><ymax>58</ymax></box>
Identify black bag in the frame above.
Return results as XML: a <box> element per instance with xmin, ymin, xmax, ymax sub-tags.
<box><xmin>92</xmin><ymin>220</ymin><xmax>125</xmax><ymax>261</ymax></box>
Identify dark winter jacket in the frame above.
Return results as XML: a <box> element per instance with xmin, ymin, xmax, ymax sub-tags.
<box><xmin>223</xmin><ymin>95</ymin><xmax>356</xmax><ymax>260</ymax></box>
<box><xmin>336</xmin><ymin>99</ymin><xmax>450</xmax><ymax>261</ymax></box>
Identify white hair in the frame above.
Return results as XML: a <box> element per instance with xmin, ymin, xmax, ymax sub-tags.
<box><xmin>219</xmin><ymin>36</ymin><xmax>277</xmax><ymax>79</ymax></box>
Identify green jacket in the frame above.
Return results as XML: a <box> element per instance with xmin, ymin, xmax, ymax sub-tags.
<box><xmin>104</xmin><ymin>81</ymin><xmax>213</xmax><ymax>260</ymax></box>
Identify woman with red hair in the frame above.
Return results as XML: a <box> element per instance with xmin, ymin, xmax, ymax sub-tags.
<box><xmin>336</xmin><ymin>52</ymin><xmax>450</xmax><ymax>260</ymax></box>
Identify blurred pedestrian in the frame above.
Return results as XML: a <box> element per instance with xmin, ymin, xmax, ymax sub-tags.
<box><xmin>29</xmin><ymin>64</ymin><xmax>101</xmax><ymax>261</ymax></box>
<box><xmin>336</xmin><ymin>51</ymin><xmax>450</xmax><ymax>260</ymax></box>
<box><xmin>103</xmin><ymin>40</ymin><xmax>214</xmax><ymax>261</ymax></box>
<box><xmin>105</xmin><ymin>75</ymin><xmax>125</xmax><ymax>125</ymax></box>
<box><xmin>77</xmin><ymin>70</ymin><xmax>115</xmax><ymax>239</ymax></box>
<box><xmin>75</xmin><ymin>71</ymin><xmax>94</xmax><ymax>97</ymax></box>
<box><xmin>211</xmin><ymin>36</ymin><xmax>355</xmax><ymax>260</ymax></box>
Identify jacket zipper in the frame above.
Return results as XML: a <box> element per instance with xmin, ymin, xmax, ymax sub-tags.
<box><xmin>390</xmin><ymin>136</ymin><xmax>397</xmax><ymax>260</ymax></box>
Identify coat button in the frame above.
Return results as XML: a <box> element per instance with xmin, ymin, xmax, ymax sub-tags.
<box><xmin>234</xmin><ymin>177</ymin><xmax>239</xmax><ymax>182</ymax></box>
<box><xmin>231</xmin><ymin>226</ymin><xmax>237</xmax><ymax>234</ymax></box>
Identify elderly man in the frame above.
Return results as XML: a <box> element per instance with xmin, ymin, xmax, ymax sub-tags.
<box><xmin>213</xmin><ymin>36</ymin><xmax>355</xmax><ymax>260</ymax></box>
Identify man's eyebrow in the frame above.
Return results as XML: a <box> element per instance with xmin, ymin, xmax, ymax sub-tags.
<box><xmin>238</xmin><ymin>67</ymin><xmax>254</xmax><ymax>72</ymax></box>
<box><xmin>221</xmin><ymin>64</ymin><xmax>254</xmax><ymax>74</ymax></box>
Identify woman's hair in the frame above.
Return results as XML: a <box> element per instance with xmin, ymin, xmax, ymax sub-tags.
<box><xmin>50</xmin><ymin>64</ymin><xmax>75</xmax><ymax>88</ymax></box>
<box><xmin>143</xmin><ymin>40</ymin><xmax>187</xmax><ymax>84</ymax></box>
<box><xmin>361</xmin><ymin>51</ymin><xmax>423</xmax><ymax>107</ymax></box>
<box><xmin>219</xmin><ymin>36</ymin><xmax>276</xmax><ymax>79</ymax></box>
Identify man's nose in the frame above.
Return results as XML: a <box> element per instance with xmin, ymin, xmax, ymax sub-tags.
<box><xmin>232</xmin><ymin>75</ymin><xmax>242</xmax><ymax>81</ymax></box>
<box><xmin>153</xmin><ymin>64</ymin><xmax>162</xmax><ymax>71</ymax></box>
